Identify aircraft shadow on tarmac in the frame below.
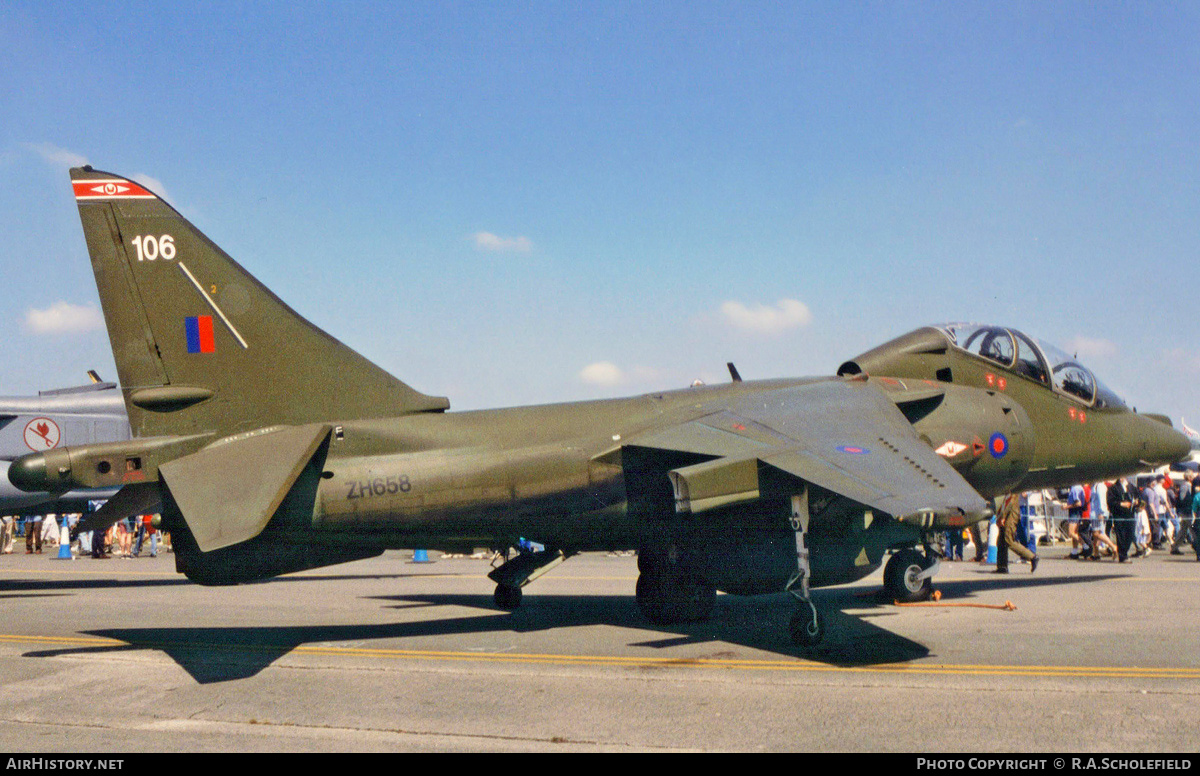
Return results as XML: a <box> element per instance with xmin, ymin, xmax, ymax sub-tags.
<box><xmin>0</xmin><ymin>577</ymin><xmax>191</xmax><ymax>597</ymax></box>
<box><xmin>21</xmin><ymin>590</ymin><xmax>918</xmax><ymax>683</ymax></box>
<box><xmin>0</xmin><ymin>568</ymin><xmax>465</xmax><ymax>598</ymax></box>
<box><xmin>21</xmin><ymin>571</ymin><xmax>1125</xmax><ymax>684</ymax></box>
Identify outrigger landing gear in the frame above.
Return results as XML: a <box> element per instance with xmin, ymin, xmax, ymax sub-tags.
<box><xmin>487</xmin><ymin>544</ymin><xmax>569</xmax><ymax>611</ymax></box>
<box><xmin>883</xmin><ymin>543</ymin><xmax>940</xmax><ymax>603</ymax></box>
<box><xmin>493</xmin><ymin>583</ymin><xmax>522</xmax><ymax>610</ymax></box>
<box><xmin>786</xmin><ymin>490</ymin><xmax>824</xmax><ymax>648</ymax></box>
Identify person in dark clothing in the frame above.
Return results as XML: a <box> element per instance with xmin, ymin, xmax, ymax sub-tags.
<box><xmin>1107</xmin><ymin>477</ymin><xmax>1138</xmax><ymax>562</ymax></box>
<box><xmin>1171</xmin><ymin>473</ymin><xmax>1194</xmax><ymax>555</ymax></box>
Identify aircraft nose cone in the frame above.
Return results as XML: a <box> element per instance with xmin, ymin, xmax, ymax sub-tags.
<box><xmin>8</xmin><ymin>453</ymin><xmax>49</xmax><ymax>492</ymax></box>
<box><xmin>1164</xmin><ymin>428</ymin><xmax>1193</xmax><ymax>464</ymax></box>
<box><xmin>1144</xmin><ymin>421</ymin><xmax>1192</xmax><ymax>468</ymax></box>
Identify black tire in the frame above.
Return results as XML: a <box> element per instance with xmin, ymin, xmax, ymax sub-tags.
<box><xmin>678</xmin><ymin>579</ymin><xmax>717</xmax><ymax>623</ymax></box>
<box><xmin>884</xmin><ymin>548</ymin><xmax>933</xmax><ymax>603</ymax></box>
<box><xmin>493</xmin><ymin>583</ymin><xmax>522</xmax><ymax>611</ymax></box>
<box><xmin>790</xmin><ymin>605</ymin><xmax>824</xmax><ymax>647</ymax></box>
<box><xmin>635</xmin><ymin>570</ymin><xmax>668</xmax><ymax>623</ymax></box>
<box><xmin>635</xmin><ymin>568</ymin><xmax>716</xmax><ymax>624</ymax></box>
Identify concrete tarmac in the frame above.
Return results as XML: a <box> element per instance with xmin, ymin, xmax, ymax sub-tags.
<box><xmin>1</xmin><ymin>542</ymin><xmax>1198</xmax><ymax>752</ymax></box>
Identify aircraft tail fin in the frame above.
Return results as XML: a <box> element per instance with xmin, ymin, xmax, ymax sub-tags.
<box><xmin>70</xmin><ymin>167</ymin><xmax>449</xmax><ymax>438</ymax></box>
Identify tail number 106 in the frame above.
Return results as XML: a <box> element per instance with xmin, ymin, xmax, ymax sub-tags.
<box><xmin>131</xmin><ymin>234</ymin><xmax>176</xmax><ymax>261</ymax></box>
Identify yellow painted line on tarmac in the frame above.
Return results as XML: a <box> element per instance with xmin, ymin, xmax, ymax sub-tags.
<box><xmin>2</xmin><ymin>632</ymin><xmax>1199</xmax><ymax>680</ymax></box>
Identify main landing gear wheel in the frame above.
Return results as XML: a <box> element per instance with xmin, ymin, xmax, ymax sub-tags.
<box><xmin>635</xmin><ymin>544</ymin><xmax>716</xmax><ymax>624</ymax></box>
<box><xmin>789</xmin><ymin>603</ymin><xmax>824</xmax><ymax>647</ymax></box>
<box><xmin>635</xmin><ymin>561</ymin><xmax>716</xmax><ymax>625</ymax></box>
<box><xmin>493</xmin><ymin>583</ymin><xmax>522</xmax><ymax>611</ymax></box>
<box><xmin>884</xmin><ymin>548</ymin><xmax>934</xmax><ymax>603</ymax></box>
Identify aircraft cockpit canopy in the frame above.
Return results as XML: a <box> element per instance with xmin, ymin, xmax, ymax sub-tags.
<box><xmin>938</xmin><ymin>323</ymin><xmax>1126</xmax><ymax>410</ymax></box>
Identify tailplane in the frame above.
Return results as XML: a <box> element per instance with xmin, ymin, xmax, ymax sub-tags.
<box><xmin>70</xmin><ymin>167</ymin><xmax>449</xmax><ymax>438</ymax></box>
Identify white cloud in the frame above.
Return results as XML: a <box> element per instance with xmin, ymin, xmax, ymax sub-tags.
<box><xmin>24</xmin><ymin>302</ymin><xmax>105</xmax><ymax>334</ymax></box>
<box><xmin>25</xmin><ymin>142</ymin><xmax>89</xmax><ymax>168</ymax></box>
<box><xmin>720</xmin><ymin>298</ymin><xmax>812</xmax><ymax>335</ymax></box>
<box><xmin>578</xmin><ymin>362</ymin><xmax>667</xmax><ymax>390</ymax></box>
<box><xmin>473</xmin><ymin>232</ymin><xmax>533</xmax><ymax>253</ymax></box>
<box><xmin>131</xmin><ymin>173</ymin><xmax>175</xmax><ymax>207</ymax></box>
<box><xmin>579</xmin><ymin>361</ymin><xmax>625</xmax><ymax>386</ymax></box>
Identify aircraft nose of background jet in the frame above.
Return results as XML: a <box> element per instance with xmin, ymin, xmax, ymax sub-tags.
<box><xmin>7</xmin><ymin>452</ymin><xmax>49</xmax><ymax>492</ymax></box>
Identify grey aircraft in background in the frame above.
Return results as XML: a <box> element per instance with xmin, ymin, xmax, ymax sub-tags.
<box><xmin>0</xmin><ymin>373</ymin><xmax>130</xmax><ymax>514</ymax></box>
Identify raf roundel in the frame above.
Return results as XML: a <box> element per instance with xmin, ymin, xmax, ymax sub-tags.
<box><xmin>988</xmin><ymin>432</ymin><xmax>1009</xmax><ymax>459</ymax></box>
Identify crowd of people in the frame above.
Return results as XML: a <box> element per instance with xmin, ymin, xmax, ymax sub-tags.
<box><xmin>1064</xmin><ymin>471</ymin><xmax>1198</xmax><ymax>563</ymax></box>
<box><xmin>0</xmin><ymin>513</ymin><xmax>169</xmax><ymax>559</ymax></box>
<box><xmin>948</xmin><ymin>470</ymin><xmax>1200</xmax><ymax>568</ymax></box>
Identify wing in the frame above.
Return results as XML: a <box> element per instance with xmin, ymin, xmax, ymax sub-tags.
<box><xmin>620</xmin><ymin>378</ymin><xmax>988</xmax><ymax>526</ymax></box>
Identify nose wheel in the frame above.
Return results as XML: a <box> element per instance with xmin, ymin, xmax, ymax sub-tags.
<box><xmin>789</xmin><ymin>602</ymin><xmax>824</xmax><ymax>647</ymax></box>
<box><xmin>884</xmin><ymin>548</ymin><xmax>937</xmax><ymax>603</ymax></box>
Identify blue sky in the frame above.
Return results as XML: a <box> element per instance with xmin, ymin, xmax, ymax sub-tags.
<box><xmin>1</xmin><ymin>1</ymin><xmax>1198</xmax><ymax>423</ymax></box>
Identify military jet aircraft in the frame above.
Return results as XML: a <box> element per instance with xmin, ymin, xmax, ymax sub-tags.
<box><xmin>8</xmin><ymin>168</ymin><xmax>1190</xmax><ymax>647</ymax></box>
<box><xmin>0</xmin><ymin>374</ymin><xmax>129</xmax><ymax>513</ymax></box>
